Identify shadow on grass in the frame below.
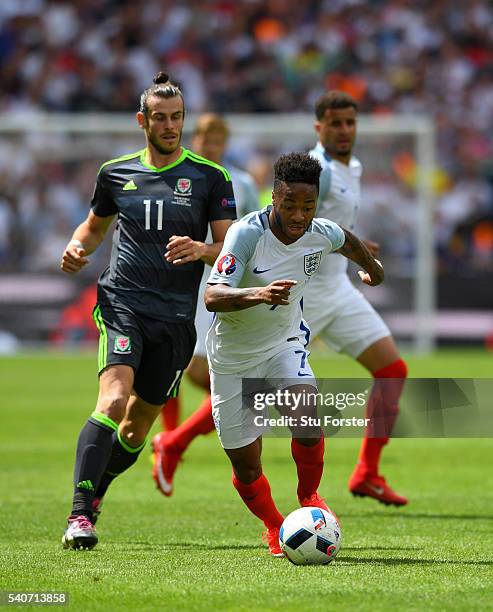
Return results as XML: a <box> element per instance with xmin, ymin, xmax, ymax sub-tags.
<box><xmin>344</xmin><ymin>511</ymin><xmax>493</xmax><ymax>521</ymax></box>
<box><xmin>337</xmin><ymin>556</ymin><xmax>493</xmax><ymax>566</ymax></box>
<box><xmin>125</xmin><ymin>542</ymin><xmax>493</xmax><ymax>566</ymax></box>
<box><xmin>130</xmin><ymin>542</ymin><xmax>260</xmax><ymax>551</ymax></box>
<box><xmin>342</xmin><ymin>546</ymin><xmax>419</xmax><ymax>551</ymax></box>
<box><xmin>129</xmin><ymin>543</ymin><xmax>419</xmax><ymax>554</ymax></box>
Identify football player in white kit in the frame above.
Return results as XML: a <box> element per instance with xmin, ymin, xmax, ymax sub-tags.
<box><xmin>205</xmin><ymin>152</ymin><xmax>384</xmax><ymax>556</ymax></box>
<box><xmin>305</xmin><ymin>91</ymin><xmax>408</xmax><ymax>506</ymax></box>
<box><xmin>152</xmin><ymin>114</ymin><xmax>259</xmax><ymax>495</ymax></box>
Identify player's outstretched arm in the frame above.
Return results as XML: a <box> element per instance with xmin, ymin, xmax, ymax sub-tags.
<box><xmin>336</xmin><ymin>228</ymin><xmax>384</xmax><ymax>286</ymax></box>
<box><xmin>60</xmin><ymin>211</ymin><xmax>114</xmax><ymax>275</ymax></box>
<box><xmin>205</xmin><ymin>280</ymin><xmax>297</xmax><ymax>312</ymax></box>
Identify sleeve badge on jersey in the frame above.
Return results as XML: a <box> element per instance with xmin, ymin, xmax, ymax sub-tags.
<box><xmin>221</xmin><ymin>197</ymin><xmax>236</xmax><ymax>209</ymax></box>
<box><xmin>304</xmin><ymin>251</ymin><xmax>322</xmax><ymax>276</ymax></box>
<box><xmin>114</xmin><ymin>335</ymin><xmax>132</xmax><ymax>353</ymax></box>
<box><xmin>217</xmin><ymin>253</ymin><xmax>237</xmax><ymax>275</ymax></box>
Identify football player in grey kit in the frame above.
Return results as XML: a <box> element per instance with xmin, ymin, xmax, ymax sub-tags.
<box><xmin>60</xmin><ymin>73</ymin><xmax>237</xmax><ymax>549</ymax></box>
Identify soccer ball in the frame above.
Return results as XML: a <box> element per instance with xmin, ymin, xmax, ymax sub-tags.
<box><xmin>279</xmin><ymin>507</ymin><xmax>342</xmax><ymax>565</ymax></box>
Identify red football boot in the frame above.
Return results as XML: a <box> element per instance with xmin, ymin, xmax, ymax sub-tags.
<box><xmin>299</xmin><ymin>492</ymin><xmax>340</xmax><ymax>526</ymax></box>
<box><xmin>151</xmin><ymin>432</ymin><xmax>182</xmax><ymax>497</ymax></box>
<box><xmin>349</xmin><ymin>471</ymin><xmax>408</xmax><ymax>506</ymax></box>
<box><xmin>262</xmin><ymin>528</ymin><xmax>284</xmax><ymax>557</ymax></box>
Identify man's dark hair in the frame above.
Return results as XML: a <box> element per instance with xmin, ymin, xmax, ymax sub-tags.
<box><xmin>273</xmin><ymin>152</ymin><xmax>322</xmax><ymax>193</ymax></box>
<box><xmin>315</xmin><ymin>90</ymin><xmax>358</xmax><ymax>120</ymax></box>
<box><xmin>139</xmin><ymin>72</ymin><xmax>184</xmax><ymax>114</ymax></box>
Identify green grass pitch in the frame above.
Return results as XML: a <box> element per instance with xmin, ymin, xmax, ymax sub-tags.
<box><xmin>0</xmin><ymin>349</ymin><xmax>492</xmax><ymax>611</ymax></box>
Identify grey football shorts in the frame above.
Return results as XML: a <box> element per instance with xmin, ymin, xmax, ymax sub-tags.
<box><xmin>92</xmin><ymin>303</ymin><xmax>196</xmax><ymax>405</ymax></box>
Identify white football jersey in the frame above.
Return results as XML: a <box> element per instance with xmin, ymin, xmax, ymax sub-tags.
<box><xmin>309</xmin><ymin>142</ymin><xmax>362</xmax><ymax>283</ymax></box>
<box><xmin>206</xmin><ymin>207</ymin><xmax>345</xmax><ymax>373</ymax></box>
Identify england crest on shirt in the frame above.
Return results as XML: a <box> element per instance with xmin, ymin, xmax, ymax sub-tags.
<box><xmin>304</xmin><ymin>251</ymin><xmax>322</xmax><ymax>276</ymax></box>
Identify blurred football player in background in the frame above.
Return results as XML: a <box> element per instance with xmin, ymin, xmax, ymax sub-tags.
<box><xmin>306</xmin><ymin>91</ymin><xmax>408</xmax><ymax>506</ymax></box>
<box><xmin>151</xmin><ymin>114</ymin><xmax>259</xmax><ymax>495</ymax></box>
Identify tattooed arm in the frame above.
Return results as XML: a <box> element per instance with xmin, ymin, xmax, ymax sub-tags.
<box><xmin>336</xmin><ymin>228</ymin><xmax>384</xmax><ymax>286</ymax></box>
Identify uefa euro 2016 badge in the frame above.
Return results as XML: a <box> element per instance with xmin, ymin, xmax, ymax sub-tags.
<box><xmin>304</xmin><ymin>251</ymin><xmax>322</xmax><ymax>276</ymax></box>
<box><xmin>217</xmin><ymin>253</ymin><xmax>237</xmax><ymax>275</ymax></box>
<box><xmin>114</xmin><ymin>336</ymin><xmax>132</xmax><ymax>353</ymax></box>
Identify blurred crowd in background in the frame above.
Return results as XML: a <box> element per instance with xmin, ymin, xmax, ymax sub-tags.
<box><xmin>0</xmin><ymin>0</ymin><xmax>492</xmax><ymax>275</ymax></box>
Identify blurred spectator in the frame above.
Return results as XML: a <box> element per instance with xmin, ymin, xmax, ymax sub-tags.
<box><xmin>0</xmin><ymin>0</ymin><xmax>491</xmax><ymax>274</ymax></box>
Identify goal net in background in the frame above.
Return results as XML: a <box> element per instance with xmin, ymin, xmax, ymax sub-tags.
<box><xmin>0</xmin><ymin>113</ymin><xmax>435</xmax><ymax>351</ymax></box>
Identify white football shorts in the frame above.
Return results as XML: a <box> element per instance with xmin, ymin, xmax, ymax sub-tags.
<box><xmin>210</xmin><ymin>341</ymin><xmax>316</xmax><ymax>449</ymax></box>
<box><xmin>303</xmin><ymin>275</ymin><xmax>390</xmax><ymax>358</ymax></box>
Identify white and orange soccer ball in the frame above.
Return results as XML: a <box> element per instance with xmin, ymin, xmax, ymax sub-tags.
<box><xmin>279</xmin><ymin>507</ymin><xmax>342</xmax><ymax>565</ymax></box>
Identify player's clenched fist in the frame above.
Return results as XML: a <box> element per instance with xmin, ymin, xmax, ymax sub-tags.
<box><xmin>60</xmin><ymin>239</ymin><xmax>89</xmax><ymax>274</ymax></box>
<box><xmin>257</xmin><ymin>280</ymin><xmax>298</xmax><ymax>306</ymax></box>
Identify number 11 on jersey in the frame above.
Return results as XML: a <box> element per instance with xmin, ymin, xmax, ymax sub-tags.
<box><xmin>143</xmin><ymin>199</ymin><xmax>164</xmax><ymax>230</ymax></box>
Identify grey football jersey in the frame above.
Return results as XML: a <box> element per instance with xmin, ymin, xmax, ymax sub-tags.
<box><xmin>91</xmin><ymin>147</ymin><xmax>237</xmax><ymax>322</ymax></box>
